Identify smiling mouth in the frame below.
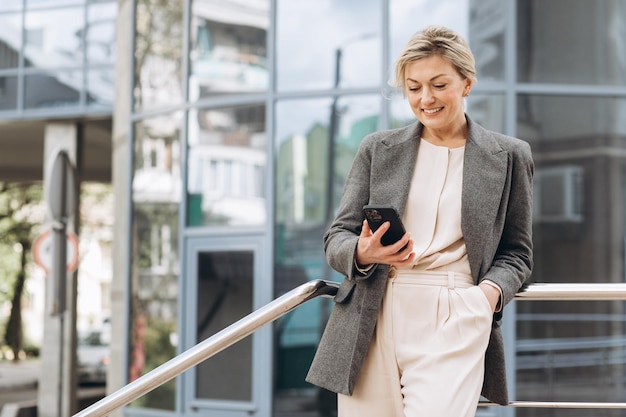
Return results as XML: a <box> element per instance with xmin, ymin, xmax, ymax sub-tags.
<box><xmin>423</xmin><ymin>107</ymin><xmax>443</xmax><ymax>114</ymax></box>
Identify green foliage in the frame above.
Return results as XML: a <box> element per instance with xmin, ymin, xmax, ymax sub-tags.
<box><xmin>0</xmin><ymin>182</ymin><xmax>44</xmax><ymax>248</ymax></box>
<box><xmin>0</xmin><ymin>181</ymin><xmax>113</xmax><ymax>360</ymax></box>
<box><xmin>0</xmin><ymin>182</ymin><xmax>44</xmax><ymax>359</ymax></box>
<box><xmin>0</xmin><ymin>244</ymin><xmax>19</xmax><ymax>303</ymax></box>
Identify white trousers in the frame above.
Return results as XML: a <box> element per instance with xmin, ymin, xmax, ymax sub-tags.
<box><xmin>338</xmin><ymin>269</ymin><xmax>493</xmax><ymax>417</ymax></box>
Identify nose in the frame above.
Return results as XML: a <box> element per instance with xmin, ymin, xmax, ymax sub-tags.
<box><xmin>421</xmin><ymin>87</ymin><xmax>435</xmax><ymax>102</ymax></box>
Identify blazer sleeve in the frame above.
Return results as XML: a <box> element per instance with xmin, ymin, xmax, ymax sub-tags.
<box><xmin>480</xmin><ymin>140</ymin><xmax>534</xmax><ymax>310</ymax></box>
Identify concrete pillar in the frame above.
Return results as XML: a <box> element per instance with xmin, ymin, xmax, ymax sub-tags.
<box><xmin>38</xmin><ymin>123</ymin><xmax>79</xmax><ymax>417</ymax></box>
<box><xmin>107</xmin><ymin>1</ymin><xmax>133</xmax><ymax>416</ymax></box>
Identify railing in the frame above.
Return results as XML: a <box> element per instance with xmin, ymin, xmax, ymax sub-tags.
<box><xmin>73</xmin><ymin>281</ymin><xmax>626</xmax><ymax>417</ymax></box>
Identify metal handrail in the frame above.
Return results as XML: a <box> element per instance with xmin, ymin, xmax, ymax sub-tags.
<box><xmin>73</xmin><ymin>281</ymin><xmax>626</xmax><ymax>417</ymax></box>
<box><xmin>515</xmin><ymin>282</ymin><xmax>626</xmax><ymax>300</ymax></box>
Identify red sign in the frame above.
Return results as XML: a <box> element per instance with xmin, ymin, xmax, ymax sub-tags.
<box><xmin>33</xmin><ymin>229</ymin><xmax>79</xmax><ymax>274</ymax></box>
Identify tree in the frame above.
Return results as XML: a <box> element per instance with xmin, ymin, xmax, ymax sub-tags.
<box><xmin>0</xmin><ymin>182</ymin><xmax>44</xmax><ymax>361</ymax></box>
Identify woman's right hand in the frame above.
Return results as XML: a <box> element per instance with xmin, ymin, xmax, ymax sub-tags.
<box><xmin>355</xmin><ymin>220</ymin><xmax>415</xmax><ymax>267</ymax></box>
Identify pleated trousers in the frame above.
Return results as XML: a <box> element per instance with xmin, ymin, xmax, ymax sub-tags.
<box><xmin>338</xmin><ymin>268</ymin><xmax>493</xmax><ymax>417</ymax></box>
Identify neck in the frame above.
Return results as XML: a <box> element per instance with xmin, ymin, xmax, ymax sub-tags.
<box><xmin>421</xmin><ymin>122</ymin><xmax>469</xmax><ymax>147</ymax></box>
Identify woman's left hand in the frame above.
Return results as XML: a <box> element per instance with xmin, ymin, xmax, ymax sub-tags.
<box><xmin>478</xmin><ymin>282</ymin><xmax>500</xmax><ymax>313</ymax></box>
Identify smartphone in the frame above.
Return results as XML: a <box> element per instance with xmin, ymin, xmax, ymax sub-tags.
<box><xmin>362</xmin><ymin>205</ymin><xmax>407</xmax><ymax>246</ymax></box>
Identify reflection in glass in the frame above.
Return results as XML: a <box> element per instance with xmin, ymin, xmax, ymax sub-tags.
<box><xmin>86</xmin><ymin>66</ymin><xmax>114</xmax><ymax>107</ymax></box>
<box><xmin>134</xmin><ymin>0</ymin><xmax>183</xmax><ymax>112</ymax></box>
<box><xmin>390</xmin><ymin>0</ymin><xmax>469</xmax><ymax>76</ymax></box>
<box><xmin>86</xmin><ymin>2</ymin><xmax>116</xmax><ymax>64</ymax></box>
<box><xmin>0</xmin><ymin>2</ymin><xmax>116</xmax><ymax>114</ymax></box>
<box><xmin>389</xmin><ymin>94</ymin><xmax>413</xmax><ymax>128</ymax></box>
<box><xmin>0</xmin><ymin>75</ymin><xmax>18</xmax><ymax>110</ymax></box>
<box><xmin>24</xmin><ymin>7</ymin><xmax>84</xmax><ymax>68</ymax></box>
<box><xmin>518</xmin><ymin>94</ymin><xmax>626</xmax><ymax>413</ymax></box>
<box><xmin>389</xmin><ymin>0</ymin><xmax>506</xmax><ymax>82</ymax></box>
<box><xmin>189</xmin><ymin>0</ymin><xmax>268</xmax><ymax>99</ymax></box>
<box><xmin>517</xmin><ymin>0</ymin><xmax>626</xmax><ymax>85</ymax></box>
<box><xmin>187</xmin><ymin>104</ymin><xmax>266</xmax><ymax>227</ymax></box>
<box><xmin>468</xmin><ymin>0</ymin><xmax>506</xmax><ymax>82</ymax></box>
<box><xmin>276</xmin><ymin>96</ymin><xmax>379</xmax><ymax>228</ymax></box>
<box><xmin>465</xmin><ymin>94</ymin><xmax>505</xmax><ymax>132</ymax></box>
<box><xmin>24</xmin><ymin>71</ymin><xmax>81</xmax><ymax>109</ymax></box>
<box><xmin>276</xmin><ymin>0</ymin><xmax>382</xmax><ymax>91</ymax></box>
<box><xmin>195</xmin><ymin>251</ymin><xmax>252</xmax><ymax>401</ymax></box>
<box><xmin>0</xmin><ymin>13</ymin><xmax>21</xmax><ymax>69</ymax></box>
<box><xmin>0</xmin><ymin>1</ymin><xmax>21</xmax><ymax>11</ymax></box>
<box><xmin>273</xmin><ymin>96</ymin><xmax>380</xmax><ymax>415</ymax></box>
<box><xmin>26</xmin><ymin>0</ymin><xmax>82</xmax><ymax>6</ymax></box>
<box><xmin>130</xmin><ymin>112</ymin><xmax>182</xmax><ymax>411</ymax></box>
<box><xmin>516</xmin><ymin>301</ymin><xmax>626</xmax><ymax>414</ymax></box>
<box><xmin>518</xmin><ymin>95</ymin><xmax>626</xmax><ymax>144</ymax></box>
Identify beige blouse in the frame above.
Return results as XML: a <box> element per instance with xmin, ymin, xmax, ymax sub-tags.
<box><xmin>400</xmin><ymin>139</ymin><xmax>471</xmax><ymax>274</ymax></box>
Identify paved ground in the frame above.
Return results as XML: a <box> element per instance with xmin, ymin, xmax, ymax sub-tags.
<box><xmin>0</xmin><ymin>360</ymin><xmax>38</xmax><ymax>392</ymax></box>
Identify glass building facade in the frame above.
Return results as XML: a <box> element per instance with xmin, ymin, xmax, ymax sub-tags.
<box><xmin>2</xmin><ymin>0</ymin><xmax>626</xmax><ymax>416</ymax></box>
<box><xmin>0</xmin><ymin>0</ymin><xmax>116</xmax><ymax>114</ymax></box>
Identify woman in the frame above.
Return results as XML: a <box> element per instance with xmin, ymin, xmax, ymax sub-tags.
<box><xmin>306</xmin><ymin>26</ymin><xmax>534</xmax><ymax>417</ymax></box>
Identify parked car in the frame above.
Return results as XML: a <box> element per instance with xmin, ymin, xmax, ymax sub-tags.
<box><xmin>77</xmin><ymin>330</ymin><xmax>109</xmax><ymax>385</ymax></box>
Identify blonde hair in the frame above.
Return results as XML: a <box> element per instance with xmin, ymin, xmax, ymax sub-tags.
<box><xmin>393</xmin><ymin>26</ymin><xmax>477</xmax><ymax>96</ymax></box>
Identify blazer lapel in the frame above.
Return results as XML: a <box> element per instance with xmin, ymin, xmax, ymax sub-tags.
<box><xmin>462</xmin><ymin>119</ymin><xmax>509</xmax><ymax>280</ymax></box>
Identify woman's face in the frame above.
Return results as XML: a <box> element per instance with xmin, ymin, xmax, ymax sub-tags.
<box><xmin>405</xmin><ymin>55</ymin><xmax>471</xmax><ymax>137</ymax></box>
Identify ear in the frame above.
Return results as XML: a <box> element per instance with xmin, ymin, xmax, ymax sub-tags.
<box><xmin>463</xmin><ymin>79</ymin><xmax>472</xmax><ymax>97</ymax></box>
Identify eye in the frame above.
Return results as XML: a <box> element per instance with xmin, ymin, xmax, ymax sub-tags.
<box><xmin>408</xmin><ymin>86</ymin><xmax>420</xmax><ymax>92</ymax></box>
<box><xmin>434</xmin><ymin>84</ymin><xmax>447</xmax><ymax>89</ymax></box>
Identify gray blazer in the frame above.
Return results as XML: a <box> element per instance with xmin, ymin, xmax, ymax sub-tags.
<box><xmin>306</xmin><ymin>116</ymin><xmax>534</xmax><ymax>405</ymax></box>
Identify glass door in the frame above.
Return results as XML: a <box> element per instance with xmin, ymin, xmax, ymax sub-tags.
<box><xmin>184</xmin><ymin>236</ymin><xmax>271</xmax><ymax>416</ymax></box>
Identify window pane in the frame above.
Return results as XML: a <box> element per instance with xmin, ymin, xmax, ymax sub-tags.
<box><xmin>0</xmin><ymin>75</ymin><xmax>18</xmax><ymax>110</ymax></box>
<box><xmin>516</xmin><ymin>300</ymin><xmax>626</xmax><ymax>413</ymax></box>
<box><xmin>390</xmin><ymin>0</ymin><xmax>470</xmax><ymax>76</ymax></box>
<box><xmin>469</xmin><ymin>0</ymin><xmax>506</xmax><ymax>82</ymax></box>
<box><xmin>390</xmin><ymin>0</ymin><xmax>505</xmax><ymax>83</ymax></box>
<box><xmin>195</xmin><ymin>251</ymin><xmax>252</xmax><ymax>401</ymax></box>
<box><xmin>516</xmin><ymin>93</ymin><xmax>626</xmax><ymax>412</ymax></box>
<box><xmin>24</xmin><ymin>7</ymin><xmax>84</xmax><ymax>68</ymax></box>
<box><xmin>276</xmin><ymin>0</ymin><xmax>382</xmax><ymax>91</ymax></box>
<box><xmin>517</xmin><ymin>0</ymin><xmax>626</xmax><ymax>85</ymax></box>
<box><xmin>187</xmin><ymin>104</ymin><xmax>266</xmax><ymax>227</ymax></box>
<box><xmin>518</xmin><ymin>95</ymin><xmax>626</xmax><ymax>145</ymax></box>
<box><xmin>24</xmin><ymin>71</ymin><xmax>81</xmax><ymax>109</ymax></box>
<box><xmin>519</xmin><ymin>95</ymin><xmax>626</xmax><ymax>281</ymax></box>
<box><xmin>0</xmin><ymin>13</ymin><xmax>22</xmax><ymax>69</ymax></box>
<box><xmin>273</xmin><ymin>96</ymin><xmax>380</xmax><ymax>415</ymax></box>
<box><xmin>130</xmin><ymin>112</ymin><xmax>182</xmax><ymax>411</ymax></box>
<box><xmin>466</xmin><ymin>94</ymin><xmax>505</xmax><ymax>132</ymax></box>
<box><xmin>86</xmin><ymin>66</ymin><xmax>114</xmax><ymax>107</ymax></box>
<box><xmin>389</xmin><ymin>95</ymin><xmax>414</xmax><ymax>128</ymax></box>
<box><xmin>276</xmin><ymin>96</ymin><xmax>380</xmax><ymax>228</ymax></box>
<box><xmin>26</xmin><ymin>0</ymin><xmax>83</xmax><ymax>6</ymax></box>
<box><xmin>86</xmin><ymin>2</ymin><xmax>116</xmax><ymax>65</ymax></box>
<box><xmin>189</xmin><ymin>0</ymin><xmax>269</xmax><ymax>99</ymax></box>
<box><xmin>134</xmin><ymin>0</ymin><xmax>183</xmax><ymax>112</ymax></box>
<box><xmin>0</xmin><ymin>1</ymin><xmax>22</xmax><ymax>11</ymax></box>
